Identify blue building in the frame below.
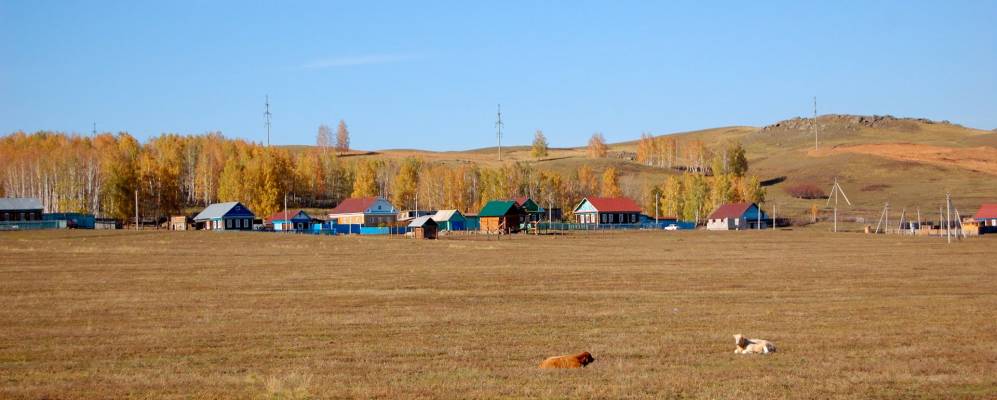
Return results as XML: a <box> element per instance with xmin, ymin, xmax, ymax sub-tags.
<box><xmin>431</xmin><ymin>209</ymin><xmax>466</xmax><ymax>231</ymax></box>
<box><xmin>194</xmin><ymin>202</ymin><xmax>255</xmax><ymax>231</ymax></box>
<box><xmin>264</xmin><ymin>209</ymin><xmax>314</xmax><ymax>231</ymax></box>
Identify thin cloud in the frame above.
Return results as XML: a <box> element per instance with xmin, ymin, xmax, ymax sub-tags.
<box><xmin>300</xmin><ymin>53</ymin><xmax>417</xmax><ymax>69</ymax></box>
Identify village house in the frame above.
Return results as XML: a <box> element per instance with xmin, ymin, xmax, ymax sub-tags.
<box><xmin>408</xmin><ymin>215</ymin><xmax>438</xmax><ymax>239</ymax></box>
<box><xmin>513</xmin><ymin>196</ymin><xmax>545</xmax><ymax>222</ymax></box>
<box><xmin>573</xmin><ymin>196</ymin><xmax>642</xmax><ymax>225</ymax></box>
<box><xmin>327</xmin><ymin>197</ymin><xmax>398</xmax><ymax>226</ymax></box>
<box><xmin>971</xmin><ymin>203</ymin><xmax>997</xmax><ymax>234</ymax></box>
<box><xmin>0</xmin><ymin>198</ymin><xmax>44</xmax><ymax>222</ymax></box>
<box><xmin>478</xmin><ymin>200</ymin><xmax>526</xmax><ymax>234</ymax></box>
<box><xmin>707</xmin><ymin>202</ymin><xmax>769</xmax><ymax>231</ymax></box>
<box><xmin>193</xmin><ymin>202</ymin><xmax>256</xmax><ymax>231</ymax></box>
<box><xmin>264</xmin><ymin>209</ymin><xmax>314</xmax><ymax>231</ymax></box>
<box><xmin>432</xmin><ymin>209</ymin><xmax>466</xmax><ymax>231</ymax></box>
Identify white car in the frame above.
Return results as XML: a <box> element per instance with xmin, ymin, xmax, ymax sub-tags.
<box><xmin>664</xmin><ymin>224</ymin><xmax>679</xmax><ymax>231</ymax></box>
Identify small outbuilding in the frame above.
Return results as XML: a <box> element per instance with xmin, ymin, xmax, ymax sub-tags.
<box><xmin>707</xmin><ymin>202</ymin><xmax>769</xmax><ymax>231</ymax></box>
<box><xmin>432</xmin><ymin>209</ymin><xmax>466</xmax><ymax>231</ymax></box>
<box><xmin>194</xmin><ymin>202</ymin><xmax>256</xmax><ymax>231</ymax></box>
<box><xmin>408</xmin><ymin>215</ymin><xmax>438</xmax><ymax>239</ymax></box>
<box><xmin>170</xmin><ymin>215</ymin><xmax>193</xmax><ymax>231</ymax></box>
<box><xmin>479</xmin><ymin>200</ymin><xmax>526</xmax><ymax>234</ymax></box>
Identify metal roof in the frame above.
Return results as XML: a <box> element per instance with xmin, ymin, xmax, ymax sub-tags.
<box><xmin>512</xmin><ymin>197</ymin><xmax>543</xmax><ymax>212</ymax></box>
<box><xmin>408</xmin><ymin>215</ymin><xmax>437</xmax><ymax>227</ymax></box>
<box><xmin>329</xmin><ymin>197</ymin><xmax>381</xmax><ymax>215</ymax></box>
<box><xmin>973</xmin><ymin>204</ymin><xmax>997</xmax><ymax>220</ymax></box>
<box><xmin>193</xmin><ymin>202</ymin><xmax>253</xmax><ymax>221</ymax></box>
<box><xmin>264</xmin><ymin>209</ymin><xmax>312</xmax><ymax>224</ymax></box>
<box><xmin>432</xmin><ymin>209</ymin><xmax>463</xmax><ymax>221</ymax></box>
<box><xmin>0</xmin><ymin>198</ymin><xmax>43</xmax><ymax>211</ymax></box>
<box><xmin>576</xmin><ymin>197</ymin><xmax>642</xmax><ymax>213</ymax></box>
<box><xmin>479</xmin><ymin>200</ymin><xmax>520</xmax><ymax>217</ymax></box>
<box><xmin>708</xmin><ymin>202</ymin><xmax>755</xmax><ymax>219</ymax></box>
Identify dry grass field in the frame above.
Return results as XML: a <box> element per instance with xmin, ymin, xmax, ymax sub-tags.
<box><xmin>1</xmin><ymin>230</ymin><xmax>995</xmax><ymax>399</ymax></box>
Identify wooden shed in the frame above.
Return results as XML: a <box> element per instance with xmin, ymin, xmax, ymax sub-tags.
<box><xmin>478</xmin><ymin>200</ymin><xmax>526</xmax><ymax>234</ymax></box>
<box><xmin>170</xmin><ymin>215</ymin><xmax>193</xmax><ymax>231</ymax></box>
<box><xmin>408</xmin><ymin>215</ymin><xmax>438</xmax><ymax>239</ymax></box>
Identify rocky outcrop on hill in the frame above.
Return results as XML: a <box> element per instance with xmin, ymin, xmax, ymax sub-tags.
<box><xmin>762</xmin><ymin>114</ymin><xmax>958</xmax><ymax>133</ymax></box>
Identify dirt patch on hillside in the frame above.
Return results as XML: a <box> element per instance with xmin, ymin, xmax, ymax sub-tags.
<box><xmin>810</xmin><ymin>143</ymin><xmax>997</xmax><ymax>176</ymax></box>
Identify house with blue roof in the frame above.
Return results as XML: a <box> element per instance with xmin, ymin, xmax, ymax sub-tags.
<box><xmin>194</xmin><ymin>202</ymin><xmax>255</xmax><ymax>231</ymax></box>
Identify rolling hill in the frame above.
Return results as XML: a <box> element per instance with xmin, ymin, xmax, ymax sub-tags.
<box><xmin>293</xmin><ymin>115</ymin><xmax>997</xmax><ymax>227</ymax></box>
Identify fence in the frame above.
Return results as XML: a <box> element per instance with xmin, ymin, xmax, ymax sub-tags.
<box><xmin>537</xmin><ymin>221</ymin><xmax>696</xmax><ymax>231</ymax></box>
<box><xmin>0</xmin><ymin>220</ymin><xmax>67</xmax><ymax>230</ymax></box>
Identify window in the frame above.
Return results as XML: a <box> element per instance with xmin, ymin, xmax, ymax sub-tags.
<box><xmin>245</xmin><ymin>219</ymin><xmax>251</xmax><ymax>228</ymax></box>
<box><xmin>226</xmin><ymin>219</ymin><xmax>232</xmax><ymax>229</ymax></box>
<box><xmin>601</xmin><ymin>214</ymin><xmax>607</xmax><ymax>223</ymax></box>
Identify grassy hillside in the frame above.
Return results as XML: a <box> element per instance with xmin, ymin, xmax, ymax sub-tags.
<box><xmin>285</xmin><ymin>115</ymin><xmax>997</xmax><ymax>225</ymax></box>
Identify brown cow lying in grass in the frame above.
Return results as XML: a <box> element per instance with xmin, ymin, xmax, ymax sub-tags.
<box><xmin>539</xmin><ymin>352</ymin><xmax>595</xmax><ymax>368</ymax></box>
<box><xmin>733</xmin><ymin>334</ymin><xmax>776</xmax><ymax>354</ymax></box>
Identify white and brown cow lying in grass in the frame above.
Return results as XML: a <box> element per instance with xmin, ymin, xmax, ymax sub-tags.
<box><xmin>733</xmin><ymin>334</ymin><xmax>776</xmax><ymax>354</ymax></box>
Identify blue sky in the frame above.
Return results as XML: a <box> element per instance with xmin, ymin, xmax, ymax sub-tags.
<box><xmin>2</xmin><ymin>1</ymin><xmax>995</xmax><ymax>150</ymax></box>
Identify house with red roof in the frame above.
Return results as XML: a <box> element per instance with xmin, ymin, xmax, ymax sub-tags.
<box><xmin>327</xmin><ymin>197</ymin><xmax>398</xmax><ymax>226</ymax></box>
<box><xmin>573</xmin><ymin>196</ymin><xmax>642</xmax><ymax>225</ymax></box>
<box><xmin>972</xmin><ymin>204</ymin><xmax>997</xmax><ymax>226</ymax></box>
<box><xmin>707</xmin><ymin>202</ymin><xmax>768</xmax><ymax>230</ymax></box>
<box><xmin>263</xmin><ymin>209</ymin><xmax>315</xmax><ymax>231</ymax></box>
<box><xmin>971</xmin><ymin>204</ymin><xmax>997</xmax><ymax>234</ymax></box>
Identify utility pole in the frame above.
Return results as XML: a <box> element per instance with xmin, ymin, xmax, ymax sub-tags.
<box><xmin>827</xmin><ymin>177</ymin><xmax>852</xmax><ymax>232</ymax></box>
<box><xmin>813</xmin><ymin>96</ymin><xmax>818</xmax><ymax>151</ymax></box>
<box><xmin>495</xmin><ymin>104</ymin><xmax>503</xmax><ymax>161</ymax></box>
<box><xmin>946</xmin><ymin>192</ymin><xmax>952</xmax><ymax>244</ymax></box>
<box><xmin>284</xmin><ymin>192</ymin><xmax>288</xmax><ymax>233</ymax></box>
<box><xmin>655</xmin><ymin>192</ymin><xmax>660</xmax><ymax>225</ymax></box>
<box><xmin>264</xmin><ymin>95</ymin><xmax>272</xmax><ymax>147</ymax></box>
<box><xmin>772</xmin><ymin>203</ymin><xmax>776</xmax><ymax>231</ymax></box>
<box><xmin>134</xmin><ymin>189</ymin><xmax>139</xmax><ymax>231</ymax></box>
<box><xmin>92</xmin><ymin>122</ymin><xmax>97</xmax><ymax>137</ymax></box>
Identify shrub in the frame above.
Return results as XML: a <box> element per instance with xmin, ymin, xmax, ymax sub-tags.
<box><xmin>784</xmin><ymin>182</ymin><xmax>827</xmax><ymax>199</ymax></box>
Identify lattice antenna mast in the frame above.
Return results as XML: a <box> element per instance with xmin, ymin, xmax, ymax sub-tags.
<box><xmin>813</xmin><ymin>96</ymin><xmax>818</xmax><ymax>151</ymax></box>
<box><xmin>264</xmin><ymin>95</ymin><xmax>272</xmax><ymax>147</ymax></box>
<box><xmin>495</xmin><ymin>104</ymin><xmax>504</xmax><ymax>161</ymax></box>
<box><xmin>92</xmin><ymin>122</ymin><xmax>97</xmax><ymax>137</ymax></box>
<box><xmin>826</xmin><ymin>177</ymin><xmax>852</xmax><ymax>232</ymax></box>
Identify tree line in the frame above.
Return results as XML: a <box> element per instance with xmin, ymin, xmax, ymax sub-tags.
<box><xmin>1</xmin><ymin>130</ymin><xmax>763</xmax><ymax>224</ymax></box>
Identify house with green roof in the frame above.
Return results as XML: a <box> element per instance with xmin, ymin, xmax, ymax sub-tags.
<box><xmin>478</xmin><ymin>200</ymin><xmax>526</xmax><ymax>234</ymax></box>
<box><xmin>513</xmin><ymin>196</ymin><xmax>546</xmax><ymax>222</ymax></box>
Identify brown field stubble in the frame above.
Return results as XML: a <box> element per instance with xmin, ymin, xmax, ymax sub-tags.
<box><xmin>0</xmin><ymin>230</ymin><xmax>995</xmax><ymax>399</ymax></box>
